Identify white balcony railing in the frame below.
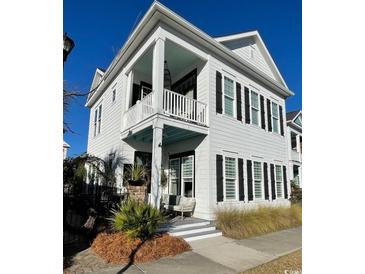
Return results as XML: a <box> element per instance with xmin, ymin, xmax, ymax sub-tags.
<box><xmin>123</xmin><ymin>88</ymin><xmax>208</xmax><ymax>131</ymax></box>
<box><xmin>163</xmin><ymin>89</ymin><xmax>207</xmax><ymax>126</ymax></box>
<box><xmin>123</xmin><ymin>90</ymin><xmax>155</xmax><ymax>130</ymax></box>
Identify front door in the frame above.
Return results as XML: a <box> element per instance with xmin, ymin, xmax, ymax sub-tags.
<box><xmin>169</xmin><ymin>153</ymin><xmax>195</xmax><ymax>197</ymax></box>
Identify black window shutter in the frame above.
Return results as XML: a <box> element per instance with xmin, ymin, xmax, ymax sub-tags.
<box><xmin>279</xmin><ymin>105</ymin><xmax>284</xmax><ymax>136</ymax></box>
<box><xmin>283</xmin><ymin>166</ymin><xmax>288</xmax><ymax>199</ymax></box>
<box><xmin>216</xmin><ymin>154</ymin><xmax>224</xmax><ymax>202</ymax></box>
<box><xmin>244</xmin><ymin>87</ymin><xmax>250</xmax><ymax>124</ymax></box>
<box><xmin>236</xmin><ymin>83</ymin><xmax>242</xmax><ymax>121</ymax></box>
<box><xmin>270</xmin><ymin>164</ymin><xmax>276</xmax><ymax>200</ymax></box>
<box><xmin>238</xmin><ymin>158</ymin><xmax>244</xmax><ymax>201</ymax></box>
<box><xmin>216</xmin><ymin>71</ymin><xmax>222</xmax><ymax>114</ymax></box>
<box><xmin>267</xmin><ymin>99</ymin><xmax>272</xmax><ymax>132</ymax></box>
<box><xmin>260</xmin><ymin>95</ymin><xmax>265</xmax><ymax>129</ymax></box>
<box><xmin>263</xmin><ymin>162</ymin><xmax>269</xmax><ymax>200</ymax></box>
<box><xmin>247</xmin><ymin>160</ymin><xmax>253</xmax><ymax>201</ymax></box>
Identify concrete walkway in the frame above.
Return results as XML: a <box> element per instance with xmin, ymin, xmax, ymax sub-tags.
<box><xmin>68</xmin><ymin>227</ymin><xmax>301</xmax><ymax>274</ymax></box>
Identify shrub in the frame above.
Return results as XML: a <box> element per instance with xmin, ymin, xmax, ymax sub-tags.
<box><xmin>290</xmin><ymin>180</ymin><xmax>302</xmax><ymax>204</ymax></box>
<box><xmin>110</xmin><ymin>199</ymin><xmax>164</xmax><ymax>240</ymax></box>
<box><xmin>216</xmin><ymin>204</ymin><xmax>302</xmax><ymax>239</ymax></box>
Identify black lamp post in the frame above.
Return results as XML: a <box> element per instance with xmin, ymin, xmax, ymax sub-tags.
<box><xmin>63</xmin><ymin>32</ymin><xmax>75</xmax><ymax>63</ymax></box>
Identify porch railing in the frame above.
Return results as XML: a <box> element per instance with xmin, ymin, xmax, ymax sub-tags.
<box><xmin>163</xmin><ymin>89</ymin><xmax>207</xmax><ymax>126</ymax></box>
<box><xmin>123</xmin><ymin>90</ymin><xmax>155</xmax><ymax>130</ymax></box>
<box><xmin>123</xmin><ymin>88</ymin><xmax>208</xmax><ymax>131</ymax></box>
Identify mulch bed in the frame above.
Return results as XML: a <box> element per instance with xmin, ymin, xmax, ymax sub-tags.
<box><xmin>91</xmin><ymin>232</ymin><xmax>191</xmax><ymax>264</ymax></box>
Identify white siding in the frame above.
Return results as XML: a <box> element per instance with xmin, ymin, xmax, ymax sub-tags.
<box><xmin>220</xmin><ymin>37</ymin><xmax>276</xmax><ymax>81</ymax></box>
<box><xmin>206</xmin><ymin>54</ymin><xmax>290</xmax><ymax>217</ymax></box>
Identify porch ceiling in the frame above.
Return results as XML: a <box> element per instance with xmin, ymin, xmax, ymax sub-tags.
<box><xmin>133</xmin><ymin>39</ymin><xmax>202</xmax><ymax>81</ymax></box>
<box><xmin>126</xmin><ymin>125</ymin><xmax>204</xmax><ymax>145</ymax></box>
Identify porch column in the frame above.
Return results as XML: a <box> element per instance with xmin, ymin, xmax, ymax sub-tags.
<box><xmin>150</xmin><ymin>122</ymin><xmax>163</xmax><ymax>208</ymax></box>
<box><xmin>152</xmin><ymin>37</ymin><xmax>165</xmax><ymax>114</ymax></box>
<box><xmin>125</xmin><ymin>70</ymin><xmax>134</xmax><ymax>111</ymax></box>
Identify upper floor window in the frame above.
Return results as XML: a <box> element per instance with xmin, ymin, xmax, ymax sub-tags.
<box><xmin>291</xmin><ymin>132</ymin><xmax>297</xmax><ymax>150</ymax></box>
<box><xmin>275</xmin><ymin>165</ymin><xmax>283</xmax><ymax>198</ymax></box>
<box><xmin>224</xmin><ymin>156</ymin><xmax>237</xmax><ymax>200</ymax></box>
<box><xmin>112</xmin><ymin>89</ymin><xmax>116</xmax><ymax>102</ymax></box>
<box><xmin>94</xmin><ymin>104</ymin><xmax>102</xmax><ymax>137</ymax></box>
<box><xmin>253</xmin><ymin>161</ymin><xmax>263</xmax><ymax>199</ymax></box>
<box><xmin>251</xmin><ymin>91</ymin><xmax>260</xmax><ymax>126</ymax></box>
<box><xmin>224</xmin><ymin>76</ymin><xmax>235</xmax><ymax>117</ymax></box>
<box><xmin>272</xmin><ymin>102</ymin><xmax>279</xmax><ymax>133</ymax></box>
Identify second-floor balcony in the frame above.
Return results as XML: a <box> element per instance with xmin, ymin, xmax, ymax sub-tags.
<box><xmin>123</xmin><ymin>87</ymin><xmax>207</xmax><ymax>130</ymax></box>
<box><xmin>122</xmin><ymin>37</ymin><xmax>208</xmax><ymax>132</ymax></box>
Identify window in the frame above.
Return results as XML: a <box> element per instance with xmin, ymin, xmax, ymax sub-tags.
<box><xmin>112</xmin><ymin>89</ymin><xmax>116</xmax><ymax>102</ymax></box>
<box><xmin>94</xmin><ymin>104</ymin><xmax>102</xmax><ymax>137</ymax></box>
<box><xmin>224</xmin><ymin>76</ymin><xmax>235</xmax><ymax>117</ymax></box>
<box><xmin>275</xmin><ymin>165</ymin><xmax>283</xmax><ymax>198</ymax></box>
<box><xmin>291</xmin><ymin>132</ymin><xmax>297</xmax><ymax>150</ymax></box>
<box><xmin>93</xmin><ymin>108</ymin><xmax>98</xmax><ymax>137</ymax></box>
<box><xmin>253</xmin><ymin>161</ymin><xmax>263</xmax><ymax>199</ymax></box>
<box><xmin>224</xmin><ymin>157</ymin><xmax>236</xmax><ymax>200</ymax></box>
<box><xmin>251</xmin><ymin>91</ymin><xmax>260</xmax><ymax>125</ymax></box>
<box><xmin>98</xmin><ymin>104</ymin><xmax>102</xmax><ymax>134</ymax></box>
<box><xmin>272</xmin><ymin>102</ymin><xmax>279</xmax><ymax>133</ymax></box>
<box><xmin>293</xmin><ymin>165</ymin><xmax>300</xmax><ymax>186</ymax></box>
<box><xmin>182</xmin><ymin>156</ymin><xmax>194</xmax><ymax>197</ymax></box>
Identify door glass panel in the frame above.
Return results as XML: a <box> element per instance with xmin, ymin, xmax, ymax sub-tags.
<box><xmin>169</xmin><ymin>159</ymin><xmax>180</xmax><ymax>195</ymax></box>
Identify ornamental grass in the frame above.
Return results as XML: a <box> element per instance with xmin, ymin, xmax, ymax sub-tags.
<box><xmin>216</xmin><ymin>204</ymin><xmax>302</xmax><ymax>239</ymax></box>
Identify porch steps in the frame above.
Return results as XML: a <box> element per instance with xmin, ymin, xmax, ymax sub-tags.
<box><xmin>160</xmin><ymin>220</ymin><xmax>222</xmax><ymax>242</ymax></box>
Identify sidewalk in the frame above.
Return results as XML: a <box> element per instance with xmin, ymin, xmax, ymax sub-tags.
<box><xmin>66</xmin><ymin>227</ymin><xmax>301</xmax><ymax>274</ymax></box>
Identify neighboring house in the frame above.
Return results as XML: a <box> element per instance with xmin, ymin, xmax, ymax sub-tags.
<box><xmin>85</xmin><ymin>1</ymin><xmax>294</xmax><ymax>220</ymax></box>
<box><xmin>286</xmin><ymin>110</ymin><xmax>302</xmax><ymax>188</ymax></box>
<box><xmin>63</xmin><ymin>141</ymin><xmax>70</xmax><ymax>159</ymax></box>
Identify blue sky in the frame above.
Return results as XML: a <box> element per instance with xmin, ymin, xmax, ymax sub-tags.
<box><xmin>64</xmin><ymin>0</ymin><xmax>302</xmax><ymax>157</ymax></box>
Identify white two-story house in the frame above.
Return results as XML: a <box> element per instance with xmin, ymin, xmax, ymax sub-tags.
<box><xmin>85</xmin><ymin>1</ymin><xmax>294</xmax><ymax>220</ymax></box>
<box><xmin>286</xmin><ymin>110</ymin><xmax>302</xmax><ymax>188</ymax></box>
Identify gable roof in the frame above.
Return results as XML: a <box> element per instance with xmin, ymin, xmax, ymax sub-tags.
<box><xmin>87</xmin><ymin>68</ymin><xmax>105</xmax><ymax>101</ymax></box>
<box><xmin>214</xmin><ymin>31</ymin><xmax>288</xmax><ymax>88</ymax></box>
<box><xmin>286</xmin><ymin>110</ymin><xmax>301</xmax><ymax>122</ymax></box>
<box><xmin>63</xmin><ymin>141</ymin><xmax>70</xmax><ymax>148</ymax></box>
<box><xmin>86</xmin><ymin>1</ymin><xmax>294</xmax><ymax>107</ymax></box>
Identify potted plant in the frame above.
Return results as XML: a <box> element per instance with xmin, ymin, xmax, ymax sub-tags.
<box><xmin>126</xmin><ymin>164</ymin><xmax>146</xmax><ymax>186</ymax></box>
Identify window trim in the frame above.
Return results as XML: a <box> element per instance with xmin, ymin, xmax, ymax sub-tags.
<box><xmin>94</xmin><ymin>103</ymin><xmax>103</xmax><ymax>137</ymax></box>
<box><xmin>222</xmin><ymin>75</ymin><xmax>236</xmax><ymax>118</ymax></box>
<box><xmin>223</xmin><ymin>156</ymin><xmax>238</xmax><ymax>201</ymax></box>
<box><xmin>252</xmin><ymin>161</ymin><xmax>264</xmax><ymax>200</ymax></box>
<box><xmin>271</xmin><ymin>101</ymin><xmax>280</xmax><ymax>134</ymax></box>
<box><xmin>275</xmin><ymin>165</ymin><xmax>284</xmax><ymax>199</ymax></box>
<box><xmin>250</xmin><ymin>90</ymin><xmax>261</xmax><ymax>127</ymax></box>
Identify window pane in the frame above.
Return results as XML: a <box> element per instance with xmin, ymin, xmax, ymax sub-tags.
<box><xmin>182</xmin><ymin>157</ymin><xmax>193</xmax><ymax>177</ymax></box>
<box><xmin>225</xmin><ymin>157</ymin><xmax>236</xmax><ymax>178</ymax></box>
<box><xmin>224</xmin><ymin>77</ymin><xmax>234</xmax><ymax>98</ymax></box>
<box><xmin>255</xmin><ymin>180</ymin><xmax>262</xmax><ymax>199</ymax></box>
<box><xmin>224</xmin><ymin>96</ymin><xmax>234</xmax><ymax>116</ymax></box>
<box><xmin>275</xmin><ymin>166</ymin><xmax>282</xmax><ymax>181</ymax></box>
<box><xmin>99</xmin><ymin>105</ymin><xmax>102</xmax><ymax>119</ymax></box>
<box><xmin>94</xmin><ymin>109</ymin><xmax>98</xmax><ymax>123</ymax></box>
<box><xmin>225</xmin><ymin>179</ymin><xmax>236</xmax><ymax>200</ymax></box>
<box><xmin>254</xmin><ymin>162</ymin><xmax>262</xmax><ymax>180</ymax></box>
<box><xmin>252</xmin><ymin>109</ymin><xmax>259</xmax><ymax>125</ymax></box>
<box><xmin>273</xmin><ymin>118</ymin><xmax>278</xmax><ymax>133</ymax></box>
<box><xmin>251</xmin><ymin>91</ymin><xmax>259</xmax><ymax>108</ymax></box>
<box><xmin>272</xmin><ymin>102</ymin><xmax>278</xmax><ymax>118</ymax></box>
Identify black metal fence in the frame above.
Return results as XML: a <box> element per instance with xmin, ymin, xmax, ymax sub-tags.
<box><xmin>63</xmin><ymin>184</ymin><xmax>127</xmax><ymax>246</ymax></box>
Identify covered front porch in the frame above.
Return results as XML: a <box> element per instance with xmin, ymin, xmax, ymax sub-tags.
<box><xmin>122</xmin><ymin>118</ymin><xmax>208</xmax><ymax>210</ymax></box>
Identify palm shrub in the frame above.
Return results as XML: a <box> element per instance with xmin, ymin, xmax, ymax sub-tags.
<box><xmin>110</xmin><ymin>199</ymin><xmax>164</xmax><ymax>240</ymax></box>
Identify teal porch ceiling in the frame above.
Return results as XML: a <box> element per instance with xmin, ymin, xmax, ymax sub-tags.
<box><xmin>127</xmin><ymin>125</ymin><xmax>204</xmax><ymax>145</ymax></box>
